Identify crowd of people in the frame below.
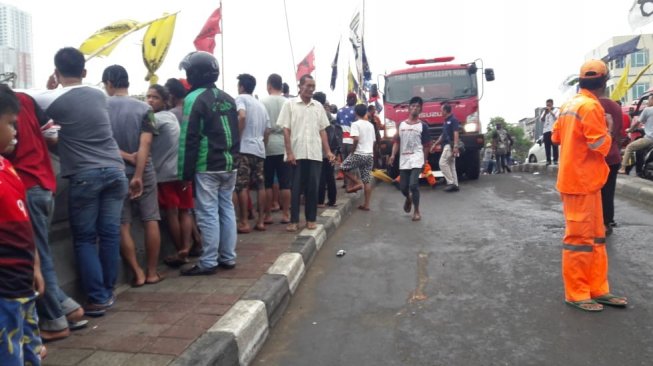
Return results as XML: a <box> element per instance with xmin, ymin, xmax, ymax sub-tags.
<box><xmin>0</xmin><ymin>46</ymin><xmax>397</xmax><ymax>363</ymax></box>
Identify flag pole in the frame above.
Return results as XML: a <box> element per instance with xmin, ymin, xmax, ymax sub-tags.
<box><xmin>220</xmin><ymin>0</ymin><xmax>225</xmax><ymax>90</ymax></box>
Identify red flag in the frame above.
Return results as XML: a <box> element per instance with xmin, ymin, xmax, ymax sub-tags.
<box><xmin>296</xmin><ymin>48</ymin><xmax>315</xmax><ymax>81</ymax></box>
<box><xmin>194</xmin><ymin>6</ymin><xmax>222</xmax><ymax>53</ymax></box>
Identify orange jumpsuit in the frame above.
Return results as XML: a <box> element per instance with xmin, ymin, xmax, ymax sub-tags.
<box><xmin>552</xmin><ymin>88</ymin><xmax>612</xmax><ymax>302</ymax></box>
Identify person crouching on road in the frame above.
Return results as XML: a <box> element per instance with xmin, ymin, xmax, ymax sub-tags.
<box><xmin>433</xmin><ymin>104</ymin><xmax>460</xmax><ymax>192</ymax></box>
<box><xmin>389</xmin><ymin>96</ymin><xmax>431</xmax><ymax>221</ymax></box>
<box><xmin>552</xmin><ymin>59</ymin><xmax>627</xmax><ymax>312</ymax></box>
<box><xmin>340</xmin><ymin>104</ymin><xmax>376</xmax><ymax>211</ymax></box>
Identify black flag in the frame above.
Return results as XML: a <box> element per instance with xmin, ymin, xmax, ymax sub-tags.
<box><xmin>361</xmin><ymin>38</ymin><xmax>372</xmax><ymax>87</ymax></box>
<box><xmin>330</xmin><ymin>41</ymin><xmax>340</xmax><ymax>91</ymax></box>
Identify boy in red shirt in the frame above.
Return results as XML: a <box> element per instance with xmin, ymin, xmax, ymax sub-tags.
<box><xmin>0</xmin><ymin>85</ymin><xmax>45</xmax><ymax>364</ymax></box>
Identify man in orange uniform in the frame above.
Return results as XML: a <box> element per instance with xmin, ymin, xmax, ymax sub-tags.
<box><xmin>552</xmin><ymin>59</ymin><xmax>627</xmax><ymax>312</ymax></box>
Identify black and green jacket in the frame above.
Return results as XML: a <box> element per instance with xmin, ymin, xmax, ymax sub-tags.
<box><xmin>178</xmin><ymin>85</ymin><xmax>240</xmax><ymax>181</ymax></box>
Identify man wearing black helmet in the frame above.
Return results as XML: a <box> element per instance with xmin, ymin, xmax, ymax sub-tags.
<box><xmin>177</xmin><ymin>51</ymin><xmax>240</xmax><ymax>276</ymax></box>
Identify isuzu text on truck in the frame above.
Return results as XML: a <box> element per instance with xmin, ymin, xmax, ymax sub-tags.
<box><xmin>379</xmin><ymin>57</ymin><xmax>494</xmax><ymax>180</ymax></box>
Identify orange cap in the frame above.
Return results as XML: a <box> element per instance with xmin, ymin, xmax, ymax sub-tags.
<box><xmin>580</xmin><ymin>59</ymin><xmax>608</xmax><ymax>79</ymax></box>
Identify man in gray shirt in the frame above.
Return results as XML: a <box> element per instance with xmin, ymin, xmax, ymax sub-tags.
<box><xmin>261</xmin><ymin>74</ymin><xmax>291</xmax><ymax>224</ymax></box>
<box><xmin>102</xmin><ymin>65</ymin><xmax>162</xmax><ymax>287</ymax></box>
<box><xmin>619</xmin><ymin>95</ymin><xmax>653</xmax><ymax>174</ymax></box>
<box><xmin>234</xmin><ymin>74</ymin><xmax>271</xmax><ymax>233</ymax></box>
<box><xmin>31</xmin><ymin>47</ymin><xmax>127</xmax><ymax>316</ymax></box>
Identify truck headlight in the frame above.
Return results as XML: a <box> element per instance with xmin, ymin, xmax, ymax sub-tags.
<box><xmin>385</xmin><ymin>118</ymin><xmax>397</xmax><ymax>138</ymax></box>
<box><xmin>465</xmin><ymin>112</ymin><xmax>480</xmax><ymax>133</ymax></box>
<box><xmin>464</xmin><ymin>123</ymin><xmax>479</xmax><ymax>133</ymax></box>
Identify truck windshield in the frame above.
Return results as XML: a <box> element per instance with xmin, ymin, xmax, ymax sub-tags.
<box><xmin>384</xmin><ymin>69</ymin><xmax>477</xmax><ymax>104</ymax></box>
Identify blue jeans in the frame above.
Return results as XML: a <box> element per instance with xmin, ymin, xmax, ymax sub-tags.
<box><xmin>27</xmin><ymin>187</ymin><xmax>80</xmax><ymax>331</ymax></box>
<box><xmin>194</xmin><ymin>171</ymin><xmax>238</xmax><ymax>269</ymax></box>
<box><xmin>68</xmin><ymin>168</ymin><xmax>128</xmax><ymax>304</ymax></box>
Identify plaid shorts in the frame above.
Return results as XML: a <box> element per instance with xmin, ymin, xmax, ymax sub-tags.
<box><xmin>341</xmin><ymin>154</ymin><xmax>374</xmax><ymax>184</ymax></box>
<box><xmin>0</xmin><ymin>294</ymin><xmax>43</xmax><ymax>365</ymax></box>
<box><xmin>236</xmin><ymin>153</ymin><xmax>265</xmax><ymax>191</ymax></box>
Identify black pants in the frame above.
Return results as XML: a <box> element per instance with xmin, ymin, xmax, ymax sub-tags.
<box><xmin>318</xmin><ymin>158</ymin><xmax>337</xmax><ymax>205</ymax></box>
<box><xmin>543</xmin><ymin>131</ymin><xmax>559</xmax><ymax>163</ymax></box>
<box><xmin>601</xmin><ymin>163</ymin><xmax>620</xmax><ymax>225</ymax></box>
<box><xmin>400</xmin><ymin>168</ymin><xmax>421</xmax><ymax>209</ymax></box>
<box><xmin>290</xmin><ymin>159</ymin><xmax>322</xmax><ymax>223</ymax></box>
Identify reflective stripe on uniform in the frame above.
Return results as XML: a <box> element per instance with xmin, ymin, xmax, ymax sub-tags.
<box><xmin>559</xmin><ymin>111</ymin><xmax>581</xmax><ymax>120</ymax></box>
<box><xmin>587</xmin><ymin>136</ymin><xmax>606</xmax><ymax>150</ymax></box>
<box><xmin>562</xmin><ymin>244</ymin><xmax>593</xmax><ymax>252</ymax></box>
<box><xmin>594</xmin><ymin>237</ymin><xmax>606</xmax><ymax>244</ymax></box>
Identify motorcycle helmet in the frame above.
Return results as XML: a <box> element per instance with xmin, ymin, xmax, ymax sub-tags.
<box><xmin>179</xmin><ymin>51</ymin><xmax>220</xmax><ymax>87</ymax></box>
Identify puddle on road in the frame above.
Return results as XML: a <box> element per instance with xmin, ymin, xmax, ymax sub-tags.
<box><xmin>408</xmin><ymin>252</ymin><xmax>429</xmax><ymax>303</ymax></box>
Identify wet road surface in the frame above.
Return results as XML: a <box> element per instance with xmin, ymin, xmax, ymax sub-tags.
<box><xmin>254</xmin><ymin>173</ymin><xmax>653</xmax><ymax>366</ymax></box>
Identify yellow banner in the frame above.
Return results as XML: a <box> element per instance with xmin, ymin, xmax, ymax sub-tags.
<box><xmin>610</xmin><ymin>61</ymin><xmax>630</xmax><ymax>101</ymax></box>
<box><xmin>627</xmin><ymin>61</ymin><xmax>653</xmax><ymax>89</ymax></box>
<box><xmin>142</xmin><ymin>13</ymin><xmax>177</xmax><ymax>85</ymax></box>
<box><xmin>79</xmin><ymin>20</ymin><xmax>144</xmax><ymax>57</ymax></box>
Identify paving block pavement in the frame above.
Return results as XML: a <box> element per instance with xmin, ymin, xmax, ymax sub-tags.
<box><xmin>515</xmin><ymin>163</ymin><xmax>653</xmax><ymax>203</ymax></box>
<box><xmin>43</xmin><ymin>184</ymin><xmax>366</xmax><ymax>366</ymax></box>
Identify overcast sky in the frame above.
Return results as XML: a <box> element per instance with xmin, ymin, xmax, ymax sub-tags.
<box><xmin>5</xmin><ymin>0</ymin><xmax>650</xmax><ymax>128</ymax></box>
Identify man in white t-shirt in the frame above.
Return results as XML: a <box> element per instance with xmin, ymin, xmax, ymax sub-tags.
<box><xmin>340</xmin><ymin>104</ymin><xmax>376</xmax><ymax>210</ymax></box>
<box><xmin>389</xmin><ymin>96</ymin><xmax>431</xmax><ymax>221</ymax></box>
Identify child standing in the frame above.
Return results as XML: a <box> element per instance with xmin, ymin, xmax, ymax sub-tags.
<box><xmin>0</xmin><ymin>85</ymin><xmax>45</xmax><ymax>364</ymax></box>
<box><xmin>340</xmin><ymin>104</ymin><xmax>376</xmax><ymax>211</ymax></box>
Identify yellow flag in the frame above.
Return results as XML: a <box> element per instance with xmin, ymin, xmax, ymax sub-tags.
<box><xmin>142</xmin><ymin>13</ymin><xmax>177</xmax><ymax>85</ymax></box>
<box><xmin>79</xmin><ymin>20</ymin><xmax>144</xmax><ymax>57</ymax></box>
<box><xmin>627</xmin><ymin>61</ymin><xmax>653</xmax><ymax>89</ymax></box>
<box><xmin>610</xmin><ymin>61</ymin><xmax>630</xmax><ymax>101</ymax></box>
<box><xmin>347</xmin><ymin>67</ymin><xmax>359</xmax><ymax>93</ymax></box>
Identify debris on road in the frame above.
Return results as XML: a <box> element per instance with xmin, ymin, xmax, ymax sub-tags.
<box><xmin>336</xmin><ymin>250</ymin><xmax>346</xmax><ymax>257</ymax></box>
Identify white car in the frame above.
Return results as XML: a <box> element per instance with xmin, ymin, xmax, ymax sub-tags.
<box><xmin>526</xmin><ymin>137</ymin><xmax>546</xmax><ymax>163</ymax></box>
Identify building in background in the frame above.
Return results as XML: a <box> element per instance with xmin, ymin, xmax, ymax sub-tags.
<box><xmin>586</xmin><ymin>34</ymin><xmax>653</xmax><ymax>104</ymax></box>
<box><xmin>0</xmin><ymin>3</ymin><xmax>33</xmax><ymax>88</ymax></box>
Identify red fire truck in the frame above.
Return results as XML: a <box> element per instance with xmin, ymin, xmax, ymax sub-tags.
<box><xmin>379</xmin><ymin>57</ymin><xmax>494</xmax><ymax>180</ymax></box>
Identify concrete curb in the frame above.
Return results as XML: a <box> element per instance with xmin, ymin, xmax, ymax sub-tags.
<box><xmin>172</xmin><ymin>187</ymin><xmax>367</xmax><ymax>366</ymax></box>
<box><xmin>515</xmin><ymin>163</ymin><xmax>653</xmax><ymax>204</ymax></box>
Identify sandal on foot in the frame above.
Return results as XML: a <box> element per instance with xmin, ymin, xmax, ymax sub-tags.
<box><xmin>286</xmin><ymin>223</ymin><xmax>298</xmax><ymax>232</ymax></box>
<box><xmin>358</xmin><ymin>205</ymin><xmax>370</xmax><ymax>211</ymax></box>
<box><xmin>68</xmin><ymin>319</ymin><xmax>89</xmax><ymax>331</ymax></box>
<box><xmin>254</xmin><ymin>224</ymin><xmax>266</xmax><ymax>231</ymax></box>
<box><xmin>145</xmin><ymin>273</ymin><xmax>165</xmax><ymax>285</ymax></box>
<box><xmin>593</xmin><ymin>294</ymin><xmax>628</xmax><ymax>307</ymax></box>
<box><xmin>565</xmin><ymin>299</ymin><xmax>604</xmax><ymax>312</ymax></box>
<box><xmin>306</xmin><ymin>222</ymin><xmax>318</xmax><ymax>230</ymax></box>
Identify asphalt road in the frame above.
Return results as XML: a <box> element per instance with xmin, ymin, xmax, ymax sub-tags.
<box><xmin>254</xmin><ymin>173</ymin><xmax>653</xmax><ymax>366</ymax></box>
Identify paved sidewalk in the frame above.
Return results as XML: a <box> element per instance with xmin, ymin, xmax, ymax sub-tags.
<box><xmin>43</xmin><ymin>184</ymin><xmax>359</xmax><ymax>366</ymax></box>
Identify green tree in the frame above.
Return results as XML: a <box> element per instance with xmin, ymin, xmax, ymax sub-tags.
<box><xmin>485</xmin><ymin>117</ymin><xmax>531</xmax><ymax>163</ymax></box>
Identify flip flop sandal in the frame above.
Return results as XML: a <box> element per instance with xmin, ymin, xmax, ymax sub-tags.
<box><xmin>286</xmin><ymin>223</ymin><xmax>298</xmax><ymax>232</ymax></box>
<box><xmin>145</xmin><ymin>273</ymin><xmax>165</xmax><ymax>285</ymax></box>
<box><xmin>131</xmin><ymin>279</ymin><xmax>145</xmax><ymax>288</ymax></box>
<box><xmin>68</xmin><ymin>319</ymin><xmax>89</xmax><ymax>331</ymax></box>
<box><xmin>358</xmin><ymin>205</ymin><xmax>370</xmax><ymax>211</ymax></box>
<box><xmin>593</xmin><ymin>294</ymin><xmax>628</xmax><ymax>307</ymax></box>
<box><xmin>565</xmin><ymin>299</ymin><xmax>604</xmax><ymax>312</ymax></box>
<box><xmin>254</xmin><ymin>224</ymin><xmax>266</xmax><ymax>231</ymax></box>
